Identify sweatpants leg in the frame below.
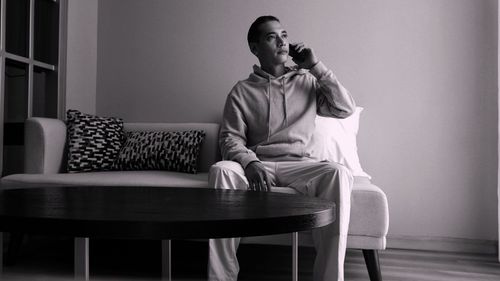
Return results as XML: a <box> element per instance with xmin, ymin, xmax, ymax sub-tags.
<box><xmin>276</xmin><ymin>161</ymin><xmax>353</xmax><ymax>281</ymax></box>
<box><xmin>207</xmin><ymin>161</ymin><xmax>247</xmax><ymax>281</ymax></box>
<box><xmin>208</xmin><ymin>160</ymin><xmax>352</xmax><ymax>281</ymax></box>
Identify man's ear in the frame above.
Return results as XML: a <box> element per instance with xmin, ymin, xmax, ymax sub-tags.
<box><xmin>249</xmin><ymin>43</ymin><xmax>258</xmax><ymax>56</ymax></box>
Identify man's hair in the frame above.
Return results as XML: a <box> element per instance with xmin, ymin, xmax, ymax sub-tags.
<box><xmin>247</xmin><ymin>15</ymin><xmax>280</xmax><ymax>45</ymax></box>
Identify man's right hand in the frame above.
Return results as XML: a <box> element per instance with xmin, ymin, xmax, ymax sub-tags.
<box><xmin>244</xmin><ymin>161</ymin><xmax>274</xmax><ymax>192</ymax></box>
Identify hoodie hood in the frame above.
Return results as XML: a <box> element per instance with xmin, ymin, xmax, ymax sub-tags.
<box><xmin>248</xmin><ymin>64</ymin><xmax>308</xmax><ymax>83</ymax></box>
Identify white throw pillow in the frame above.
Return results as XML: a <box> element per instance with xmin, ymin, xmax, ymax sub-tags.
<box><xmin>310</xmin><ymin>106</ymin><xmax>371</xmax><ymax>179</ymax></box>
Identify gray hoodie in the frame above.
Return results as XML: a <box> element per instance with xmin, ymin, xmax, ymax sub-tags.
<box><xmin>220</xmin><ymin>61</ymin><xmax>355</xmax><ymax>168</ymax></box>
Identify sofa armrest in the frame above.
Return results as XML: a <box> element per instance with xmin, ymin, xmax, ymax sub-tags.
<box><xmin>24</xmin><ymin>117</ymin><xmax>67</xmax><ymax>174</ymax></box>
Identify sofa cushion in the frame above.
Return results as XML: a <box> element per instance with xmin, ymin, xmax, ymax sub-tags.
<box><xmin>113</xmin><ymin>130</ymin><xmax>205</xmax><ymax>174</ymax></box>
<box><xmin>1</xmin><ymin>171</ymin><xmax>210</xmax><ymax>188</ymax></box>
<box><xmin>2</xmin><ymin>174</ymin><xmax>387</xmax><ymax>238</ymax></box>
<box><xmin>241</xmin><ymin>176</ymin><xmax>389</xmax><ymax>249</ymax></box>
<box><xmin>66</xmin><ymin>110</ymin><xmax>124</xmax><ymax>173</ymax></box>
<box><xmin>269</xmin><ymin>176</ymin><xmax>388</xmax><ymax>238</ymax></box>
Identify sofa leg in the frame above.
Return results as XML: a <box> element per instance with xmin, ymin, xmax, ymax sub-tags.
<box><xmin>362</xmin><ymin>249</ymin><xmax>382</xmax><ymax>281</ymax></box>
<box><xmin>5</xmin><ymin>233</ymin><xmax>24</xmax><ymax>266</ymax></box>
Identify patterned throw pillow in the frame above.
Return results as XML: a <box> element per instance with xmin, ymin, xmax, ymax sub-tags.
<box><xmin>113</xmin><ymin>130</ymin><xmax>206</xmax><ymax>174</ymax></box>
<box><xmin>66</xmin><ymin>110</ymin><xmax>124</xmax><ymax>173</ymax></box>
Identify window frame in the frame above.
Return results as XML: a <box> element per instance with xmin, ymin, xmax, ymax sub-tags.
<box><xmin>0</xmin><ymin>0</ymin><xmax>67</xmax><ymax>174</ymax></box>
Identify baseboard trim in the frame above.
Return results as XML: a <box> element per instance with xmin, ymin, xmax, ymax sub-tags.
<box><xmin>387</xmin><ymin>235</ymin><xmax>498</xmax><ymax>255</ymax></box>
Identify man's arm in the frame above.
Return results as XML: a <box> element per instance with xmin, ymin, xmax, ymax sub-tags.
<box><xmin>291</xmin><ymin>42</ymin><xmax>355</xmax><ymax>118</ymax></box>
<box><xmin>311</xmin><ymin>62</ymin><xmax>356</xmax><ymax>118</ymax></box>
<box><xmin>219</xmin><ymin>90</ymin><xmax>274</xmax><ymax>192</ymax></box>
<box><xmin>219</xmin><ymin>92</ymin><xmax>259</xmax><ymax>168</ymax></box>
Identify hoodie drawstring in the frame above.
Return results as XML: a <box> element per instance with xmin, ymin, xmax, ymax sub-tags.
<box><xmin>267</xmin><ymin>78</ymin><xmax>272</xmax><ymax>142</ymax></box>
<box><xmin>282</xmin><ymin>77</ymin><xmax>288</xmax><ymax>127</ymax></box>
<box><xmin>250</xmin><ymin>65</ymin><xmax>302</xmax><ymax>142</ymax></box>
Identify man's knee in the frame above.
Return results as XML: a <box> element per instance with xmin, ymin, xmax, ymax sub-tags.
<box><xmin>318</xmin><ymin>161</ymin><xmax>352</xmax><ymax>178</ymax></box>
<box><xmin>210</xmin><ymin>160</ymin><xmax>245</xmax><ymax>176</ymax></box>
<box><xmin>209</xmin><ymin>161</ymin><xmax>248</xmax><ymax>189</ymax></box>
<box><xmin>316</xmin><ymin>162</ymin><xmax>354</xmax><ymax>192</ymax></box>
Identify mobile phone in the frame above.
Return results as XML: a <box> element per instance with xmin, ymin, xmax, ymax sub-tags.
<box><xmin>289</xmin><ymin>44</ymin><xmax>305</xmax><ymax>62</ymax></box>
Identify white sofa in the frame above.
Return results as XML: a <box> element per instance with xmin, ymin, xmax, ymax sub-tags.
<box><xmin>1</xmin><ymin>117</ymin><xmax>389</xmax><ymax>281</ymax></box>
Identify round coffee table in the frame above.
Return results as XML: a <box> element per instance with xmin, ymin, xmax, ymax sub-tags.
<box><xmin>0</xmin><ymin>186</ymin><xmax>335</xmax><ymax>280</ymax></box>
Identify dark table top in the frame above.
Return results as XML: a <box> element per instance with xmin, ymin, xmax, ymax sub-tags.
<box><xmin>0</xmin><ymin>186</ymin><xmax>335</xmax><ymax>239</ymax></box>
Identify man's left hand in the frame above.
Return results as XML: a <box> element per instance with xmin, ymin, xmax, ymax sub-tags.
<box><xmin>290</xmin><ymin>42</ymin><xmax>319</xmax><ymax>69</ymax></box>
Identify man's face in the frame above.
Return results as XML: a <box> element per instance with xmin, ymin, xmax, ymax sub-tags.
<box><xmin>251</xmin><ymin>21</ymin><xmax>289</xmax><ymax>66</ymax></box>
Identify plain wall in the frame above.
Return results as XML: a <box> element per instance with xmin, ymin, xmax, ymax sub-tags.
<box><xmin>96</xmin><ymin>0</ymin><xmax>498</xmax><ymax>241</ymax></box>
<box><xmin>65</xmin><ymin>0</ymin><xmax>98</xmax><ymax>114</ymax></box>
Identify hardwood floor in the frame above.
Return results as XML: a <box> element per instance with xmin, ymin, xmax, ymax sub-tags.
<box><xmin>2</xmin><ymin>236</ymin><xmax>500</xmax><ymax>280</ymax></box>
<box><xmin>364</xmin><ymin>248</ymin><xmax>500</xmax><ymax>281</ymax></box>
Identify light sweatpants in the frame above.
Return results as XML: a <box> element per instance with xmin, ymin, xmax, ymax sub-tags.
<box><xmin>207</xmin><ymin>160</ymin><xmax>353</xmax><ymax>281</ymax></box>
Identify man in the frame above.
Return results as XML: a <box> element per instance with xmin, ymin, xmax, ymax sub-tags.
<box><xmin>208</xmin><ymin>15</ymin><xmax>355</xmax><ymax>281</ymax></box>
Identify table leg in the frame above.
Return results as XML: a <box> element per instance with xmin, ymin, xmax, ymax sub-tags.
<box><xmin>74</xmin><ymin>237</ymin><xmax>89</xmax><ymax>280</ymax></box>
<box><xmin>161</xmin><ymin>240</ymin><xmax>171</xmax><ymax>281</ymax></box>
<box><xmin>0</xmin><ymin>232</ymin><xmax>3</xmax><ymax>277</ymax></box>
<box><xmin>292</xmin><ymin>232</ymin><xmax>298</xmax><ymax>281</ymax></box>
